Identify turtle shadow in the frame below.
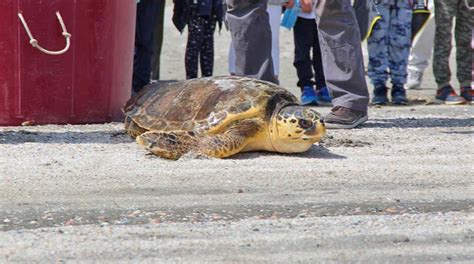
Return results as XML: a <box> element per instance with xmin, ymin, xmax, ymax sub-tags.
<box><xmin>362</xmin><ymin>117</ymin><xmax>474</xmax><ymax>129</ymax></box>
<box><xmin>229</xmin><ymin>145</ymin><xmax>346</xmax><ymax>160</ymax></box>
<box><xmin>0</xmin><ymin>130</ymin><xmax>133</xmax><ymax>144</ymax></box>
<box><xmin>295</xmin><ymin>145</ymin><xmax>346</xmax><ymax>159</ymax></box>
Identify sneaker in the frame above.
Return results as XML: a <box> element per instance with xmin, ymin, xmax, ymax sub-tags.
<box><xmin>371</xmin><ymin>85</ymin><xmax>389</xmax><ymax>105</ymax></box>
<box><xmin>434</xmin><ymin>85</ymin><xmax>466</xmax><ymax>105</ymax></box>
<box><xmin>316</xmin><ymin>86</ymin><xmax>332</xmax><ymax>106</ymax></box>
<box><xmin>406</xmin><ymin>69</ymin><xmax>423</xmax><ymax>89</ymax></box>
<box><xmin>300</xmin><ymin>86</ymin><xmax>318</xmax><ymax>105</ymax></box>
<box><xmin>460</xmin><ymin>86</ymin><xmax>472</xmax><ymax>103</ymax></box>
<box><xmin>324</xmin><ymin>106</ymin><xmax>368</xmax><ymax>129</ymax></box>
<box><xmin>391</xmin><ymin>84</ymin><xmax>408</xmax><ymax>105</ymax></box>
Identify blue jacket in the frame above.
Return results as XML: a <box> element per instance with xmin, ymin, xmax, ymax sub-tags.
<box><xmin>173</xmin><ymin>0</ymin><xmax>224</xmax><ymax>33</ymax></box>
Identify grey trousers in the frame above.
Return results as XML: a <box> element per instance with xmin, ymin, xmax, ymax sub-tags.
<box><xmin>226</xmin><ymin>0</ymin><xmax>277</xmax><ymax>83</ymax></box>
<box><xmin>315</xmin><ymin>0</ymin><xmax>369</xmax><ymax>112</ymax></box>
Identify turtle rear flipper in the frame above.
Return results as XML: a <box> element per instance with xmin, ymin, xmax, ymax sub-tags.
<box><xmin>136</xmin><ymin>131</ymin><xmax>197</xmax><ymax>160</ymax></box>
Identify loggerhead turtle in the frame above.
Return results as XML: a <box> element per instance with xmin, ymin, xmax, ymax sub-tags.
<box><xmin>123</xmin><ymin>76</ymin><xmax>325</xmax><ymax>160</ymax></box>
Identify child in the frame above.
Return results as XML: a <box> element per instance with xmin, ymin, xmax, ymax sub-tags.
<box><xmin>173</xmin><ymin>0</ymin><xmax>223</xmax><ymax>79</ymax></box>
<box><xmin>368</xmin><ymin>0</ymin><xmax>412</xmax><ymax>105</ymax></box>
<box><xmin>292</xmin><ymin>0</ymin><xmax>331</xmax><ymax>106</ymax></box>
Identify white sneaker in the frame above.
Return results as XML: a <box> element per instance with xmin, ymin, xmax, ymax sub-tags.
<box><xmin>406</xmin><ymin>69</ymin><xmax>423</xmax><ymax>89</ymax></box>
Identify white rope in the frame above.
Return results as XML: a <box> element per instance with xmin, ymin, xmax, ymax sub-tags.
<box><xmin>465</xmin><ymin>0</ymin><xmax>474</xmax><ymax>10</ymax></box>
<box><xmin>18</xmin><ymin>11</ymin><xmax>71</xmax><ymax>55</ymax></box>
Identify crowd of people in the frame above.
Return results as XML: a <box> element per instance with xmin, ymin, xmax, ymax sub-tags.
<box><xmin>132</xmin><ymin>0</ymin><xmax>473</xmax><ymax>129</ymax></box>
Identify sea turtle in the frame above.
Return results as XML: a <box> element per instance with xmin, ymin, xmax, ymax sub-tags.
<box><xmin>123</xmin><ymin>76</ymin><xmax>326</xmax><ymax>160</ymax></box>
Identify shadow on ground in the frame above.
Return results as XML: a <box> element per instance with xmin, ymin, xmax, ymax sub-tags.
<box><xmin>363</xmin><ymin>117</ymin><xmax>474</xmax><ymax>129</ymax></box>
<box><xmin>0</xmin><ymin>130</ymin><xmax>132</xmax><ymax>144</ymax></box>
<box><xmin>2</xmin><ymin>199</ymin><xmax>472</xmax><ymax>231</ymax></box>
<box><xmin>1</xmin><ymin>117</ymin><xmax>471</xmax><ymax>145</ymax></box>
<box><xmin>230</xmin><ymin>145</ymin><xmax>346</xmax><ymax>160</ymax></box>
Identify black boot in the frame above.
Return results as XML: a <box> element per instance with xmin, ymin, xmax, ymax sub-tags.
<box><xmin>391</xmin><ymin>84</ymin><xmax>408</xmax><ymax>105</ymax></box>
<box><xmin>371</xmin><ymin>84</ymin><xmax>388</xmax><ymax>105</ymax></box>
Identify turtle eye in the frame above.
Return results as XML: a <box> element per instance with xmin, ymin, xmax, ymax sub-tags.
<box><xmin>298</xmin><ymin>119</ymin><xmax>313</xmax><ymax>129</ymax></box>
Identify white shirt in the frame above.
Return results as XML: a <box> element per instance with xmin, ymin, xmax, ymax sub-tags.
<box><xmin>298</xmin><ymin>0</ymin><xmax>316</xmax><ymax>19</ymax></box>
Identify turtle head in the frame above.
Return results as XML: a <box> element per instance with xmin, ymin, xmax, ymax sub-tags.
<box><xmin>270</xmin><ymin>105</ymin><xmax>326</xmax><ymax>153</ymax></box>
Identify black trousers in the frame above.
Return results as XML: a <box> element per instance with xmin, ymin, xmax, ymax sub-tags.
<box><xmin>185</xmin><ymin>15</ymin><xmax>216</xmax><ymax>79</ymax></box>
<box><xmin>293</xmin><ymin>17</ymin><xmax>326</xmax><ymax>90</ymax></box>
<box><xmin>132</xmin><ymin>0</ymin><xmax>160</xmax><ymax>93</ymax></box>
<box><xmin>151</xmin><ymin>0</ymin><xmax>166</xmax><ymax>80</ymax></box>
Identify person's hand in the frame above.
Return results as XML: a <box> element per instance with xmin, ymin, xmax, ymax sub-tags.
<box><xmin>284</xmin><ymin>0</ymin><xmax>295</xmax><ymax>8</ymax></box>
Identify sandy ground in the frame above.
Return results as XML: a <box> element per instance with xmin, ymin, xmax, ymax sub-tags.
<box><xmin>1</xmin><ymin>3</ymin><xmax>473</xmax><ymax>263</ymax></box>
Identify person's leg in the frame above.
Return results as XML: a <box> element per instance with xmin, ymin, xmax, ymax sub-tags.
<box><xmin>432</xmin><ymin>0</ymin><xmax>465</xmax><ymax>104</ymax></box>
<box><xmin>311</xmin><ymin>20</ymin><xmax>326</xmax><ymax>90</ymax></box>
<box><xmin>367</xmin><ymin>3</ymin><xmax>389</xmax><ymax>105</ymax></box>
<box><xmin>387</xmin><ymin>2</ymin><xmax>412</xmax><ymax>104</ymax></box>
<box><xmin>226</xmin><ymin>0</ymin><xmax>277</xmax><ymax>83</ymax></box>
<box><xmin>185</xmin><ymin>16</ymin><xmax>204</xmax><ymax>79</ymax></box>
<box><xmin>294</xmin><ymin>17</ymin><xmax>318</xmax><ymax>105</ymax></box>
<box><xmin>267</xmin><ymin>4</ymin><xmax>281</xmax><ymax>80</ymax></box>
<box><xmin>433</xmin><ymin>0</ymin><xmax>454</xmax><ymax>89</ymax></box>
<box><xmin>200</xmin><ymin>16</ymin><xmax>217</xmax><ymax>77</ymax></box>
<box><xmin>228</xmin><ymin>41</ymin><xmax>236</xmax><ymax>75</ymax></box>
<box><xmin>407</xmin><ymin>0</ymin><xmax>435</xmax><ymax>89</ymax></box>
<box><xmin>311</xmin><ymin>20</ymin><xmax>331</xmax><ymax>105</ymax></box>
<box><xmin>294</xmin><ymin>18</ymin><xmax>316</xmax><ymax>90</ymax></box>
<box><xmin>314</xmin><ymin>0</ymin><xmax>369</xmax><ymax>129</ymax></box>
<box><xmin>454</xmin><ymin>0</ymin><xmax>473</xmax><ymax>102</ymax></box>
<box><xmin>151</xmin><ymin>0</ymin><xmax>166</xmax><ymax>81</ymax></box>
<box><xmin>132</xmin><ymin>0</ymin><xmax>160</xmax><ymax>93</ymax></box>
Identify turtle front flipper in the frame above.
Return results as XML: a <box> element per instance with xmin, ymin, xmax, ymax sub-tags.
<box><xmin>197</xmin><ymin>119</ymin><xmax>263</xmax><ymax>158</ymax></box>
<box><xmin>137</xmin><ymin>119</ymin><xmax>263</xmax><ymax>159</ymax></box>
<box><xmin>136</xmin><ymin>131</ymin><xmax>197</xmax><ymax>160</ymax></box>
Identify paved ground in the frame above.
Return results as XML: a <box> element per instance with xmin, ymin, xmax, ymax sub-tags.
<box><xmin>1</xmin><ymin>4</ymin><xmax>473</xmax><ymax>263</ymax></box>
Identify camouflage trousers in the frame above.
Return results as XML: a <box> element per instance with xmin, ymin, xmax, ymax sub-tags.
<box><xmin>367</xmin><ymin>2</ymin><xmax>413</xmax><ymax>86</ymax></box>
<box><xmin>433</xmin><ymin>0</ymin><xmax>473</xmax><ymax>88</ymax></box>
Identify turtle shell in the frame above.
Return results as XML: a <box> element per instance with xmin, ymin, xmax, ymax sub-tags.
<box><xmin>123</xmin><ymin>76</ymin><xmax>298</xmax><ymax>135</ymax></box>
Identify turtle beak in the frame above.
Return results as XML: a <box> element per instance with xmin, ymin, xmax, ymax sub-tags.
<box><xmin>302</xmin><ymin>119</ymin><xmax>325</xmax><ymax>142</ymax></box>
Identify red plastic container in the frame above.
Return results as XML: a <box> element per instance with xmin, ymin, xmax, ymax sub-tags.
<box><xmin>0</xmin><ymin>1</ymin><xmax>136</xmax><ymax>125</ymax></box>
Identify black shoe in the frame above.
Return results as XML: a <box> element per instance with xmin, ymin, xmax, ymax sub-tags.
<box><xmin>391</xmin><ymin>84</ymin><xmax>408</xmax><ymax>105</ymax></box>
<box><xmin>434</xmin><ymin>85</ymin><xmax>466</xmax><ymax>105</ymax></box>
<box><xmin>460</xmin><ymin>86</ymin><xmax>472</xmax><ymax>103</ymax></box>
<box><xmin>324</xmin><ymin>106</ymin><xmax>368</xmax><ymax>129</ymax></box>
<box><xmin>371</xmin><ymin>85</ymin><xmax>389</xmax><ymax>105</ymax></box>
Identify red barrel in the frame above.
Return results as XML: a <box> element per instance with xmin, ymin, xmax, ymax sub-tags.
<box><xmin>0</xmin><ymin>0</ymin><xmax>136</xmax><ymax>125</ymax></box>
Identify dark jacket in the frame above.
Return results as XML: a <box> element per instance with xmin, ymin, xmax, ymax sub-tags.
<box><xmin>172</xmin><ymin>0</ymin><xmax>224</xmax><ymax>33</ymax></box>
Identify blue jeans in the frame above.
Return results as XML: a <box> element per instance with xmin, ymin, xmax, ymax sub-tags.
<box><xmin>132</xmin><ymin>0</ymin><xmax>160</xmax><ymax>93</ymax></box>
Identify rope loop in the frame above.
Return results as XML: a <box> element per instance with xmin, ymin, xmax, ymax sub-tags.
<box><xmin>18</xmin><ymin>11</ymin><xmax>71</xmax><ymax>55</ymax></box>
<box><xmin>465</xmin><ymin>0</ymin><xmax>474</xmax><ymax>10</ymax></box>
